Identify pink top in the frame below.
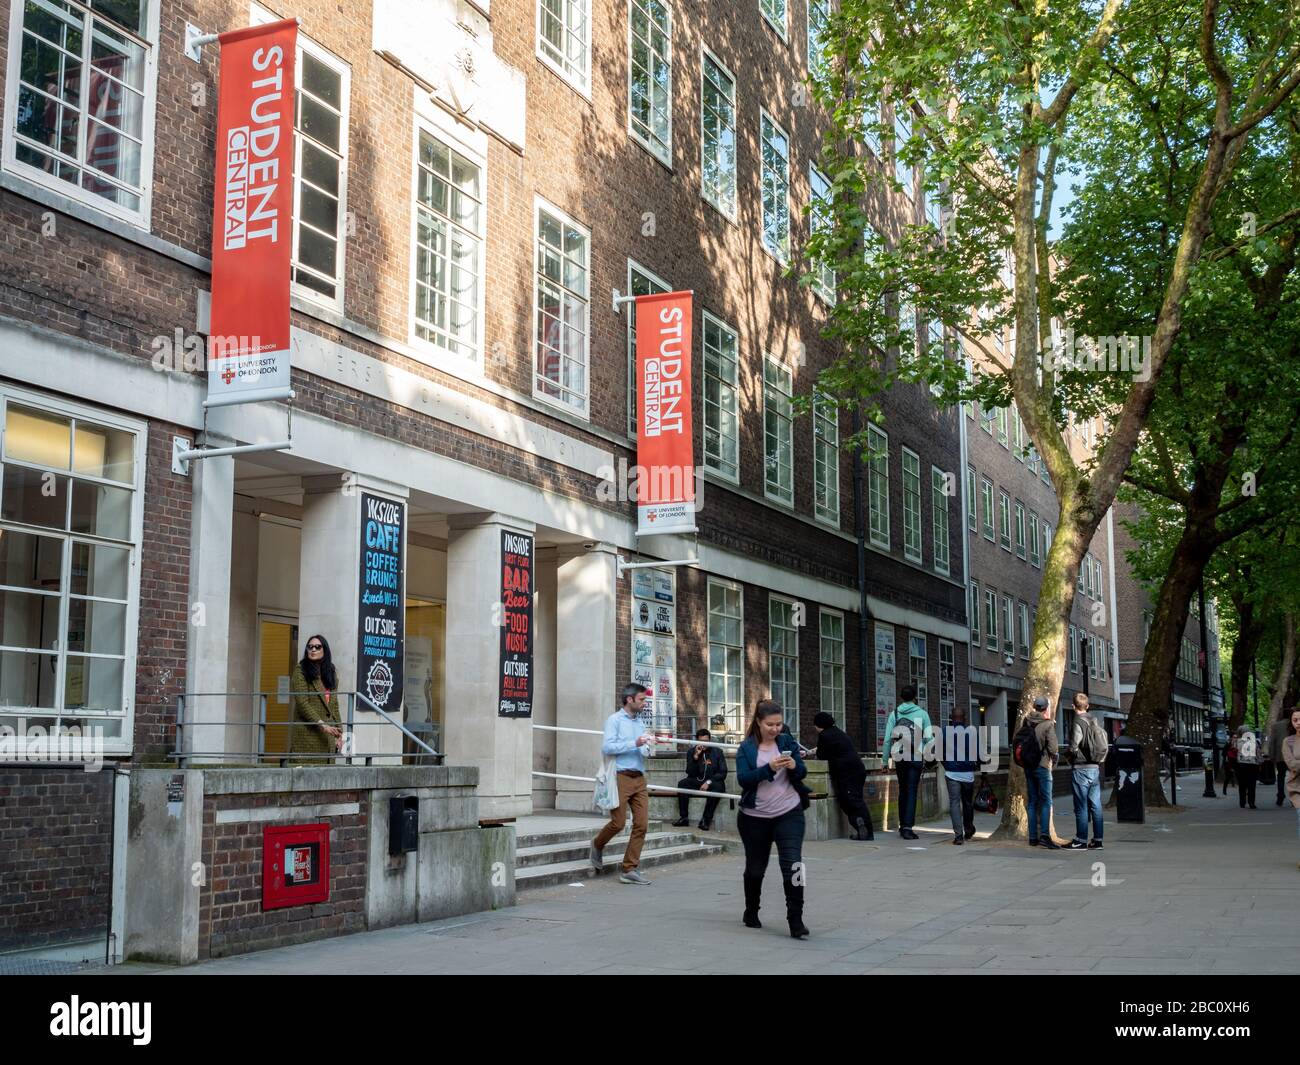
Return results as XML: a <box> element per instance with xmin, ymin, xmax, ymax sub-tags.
<box><xmin>750</xmin><ymin>744</ymin><xmax>800</xmax><ymax>818</ymax></box>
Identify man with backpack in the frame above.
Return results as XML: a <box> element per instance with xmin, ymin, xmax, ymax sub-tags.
<box><xmin>882</xmin><ymin>686</ymin><xmax>933</xmax><ymax>841</ymax></box>
<box><xmin>1067</xmin><ymin>692</ymin><xmax>1108</xmax><ymax>850</ymax></box>
<box><xmin>1014</xmin><ymin>695</ymin><xmax>1059</xmax><ymax>848</ymax></box>
<box><xmin>1235</xmin><ymin>725</ymin><xmax>1260</xmax><ymax>810</ymax></box>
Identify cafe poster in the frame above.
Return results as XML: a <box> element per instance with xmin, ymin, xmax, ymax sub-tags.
<box><xmin>358</xmin><ymin>492</ymin><xmax>405</xmax><ymax>712</ymax></box>
<box><xmin>498</xmin><ymin>530</ymin><xmax>534</xmax><ymax>717</ymax></box>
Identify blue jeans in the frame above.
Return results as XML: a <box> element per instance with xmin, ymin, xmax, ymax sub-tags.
<box><xmin>1071</xmin><ymin>765</ymin><xmax>1103</xmax><ymax>842</ymax></box>
<box><xmin>895</xmin><ymin>762</ymin><xmax>924</xmax><ymax>830</ymax></box>
<box><xmin>1024</xmin><ymin>764</ymin><xmax>1053</xmax><ymax>841</ymax></box>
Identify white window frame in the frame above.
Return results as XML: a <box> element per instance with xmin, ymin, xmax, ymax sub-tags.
<box><xmin>760</xmin><ymin>0</ymin><xmax>788</xmax><ymax>41</ymax></box>
<box><xmin>707</xmin><ymin>578</ymin><xmax>745</xmax><ymax>734</ymax></box>
<box><xmin>901</xmin><ymin>447</ymin><xmax>922</xmax><ymax>563</ymax></box>
<box><xmin>1069</xmin><ymin>625</ymin><xmax>1079</xmax><ymax>673</ymax></box>
<box><xmin>536</xmin><ymin>0</ymin><xmax>592</xmax><ymax>97</ymax></box>
<box><xmin>813</xmin><ymin>390</ymin><xmax>840</xmax><ymax>526</ymax></box>
<box><xmin>998</xmin><ymin>490</ymin><xmax>1011</xmax><ymax>551</ymax></box>
<box><xmin>3</xmin><ymin>0</ymin><xmax>162</xmax><ymax>227</ymax></box>
<box><xmin>867</xmin><ymin>423</ymin><xmax>890</xmax><ymax>549</ymax></box>
<box><xmin>893</xmin><ymin>103</ymin><xmax>912</xmax><ymax>197</ymax></box>
<box><xmin>1018</xmin><ymin>601</ymin><xmax>1030</xmax><ymax>659</ymax></box>
<box><xmin>759</xmin><ymin>108</ymin><xmax>791</xmax><ymax>263</ymax></box>
<box><xmin>408</xmin><ymin>113</ymin><xmax>485</xmax><ymax>371</ymax></box>
<box><xmin>0</xmin><ymin>384</ymin><xmax>145</xmax><ymax>756</ymax></box>
<box><xmin>966</xmin><ymin>466</ymin><xmax>976</xmax><ymax>532</ymax></box>
<box><xmin>700</xmin><ymin>46</ymin><xmax>738</xmax><ymax>219</ymax></box>
<box><xmin>807</xmin><ymin>0</ymin><xmax>831</xmax><ymax>77</ymax></box>
<box><xmin>980</xmin><ymin>478</ymin><xmax>994</xmax><ymax>541</ymax></box>
<box><xmin>984</xmin><ymin>588</ymin><xmax>998</xmax><ymax>650</ymax></box>
<box><xmin>627</xmin><ymin>0</ymin><xmax>672</xmax><ymax>166</ymax></box>
<box><xmin>763</xmin><ymin>354</ymin><xmax>795</xmax><ymax>506</ymax></box>
<box><xmin>1000</xmin><ymin>595</ymin><xmax>1013</xmax><ymax>655</ymax></box>
<box><xmin>1014</xmin><ymin>500</ymin><xmax>1026</xmax><ymax>559</ymax></box>
<box><xmin>908</xmin><ymin>632</ymin><xmax>928</xmax><ymax>709</ymax></box>
<box><xmin>931</xmin><ymin>465</ymin><xmax>950</xmax><ymax>576</ymax></box>
<box><xmin>1028</xmin><ymin>510</ymin><xmax>1040</xmax><ymax>567</ymax></box>
<box><xmin>819</xmin><ymin>608</ymin><xmax>845</xmax><ymax>729</ymax></box>
<box><xmin>532</xmin><ymin>196</ymin><xmax>592</xmax><ymax>417</ymax></box>
<box><xmin>625</xmin><ymin>258</ymin><xmax>672</xmax><ymax>437</ymax></box>
<box><xmin>969</xmin><ymin>580</ymin><xmax>980</xmax><ymax>644</ymax></box>
<box><xmin>701</xmin><ymin>309</ymin><xmax>740</xmax><ymax>482</ymax></box>
<box><xmin>809</xmin><ymin>163</ymin><xmax>836</xmax><ymax>303</ymax></box>
<box><xmin>769</xmin><ymin>594</ymin><xmax>800</xmax><ymax>730</ymax></box>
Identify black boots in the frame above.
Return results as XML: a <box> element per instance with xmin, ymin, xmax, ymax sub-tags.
<box><xmin>784</xmin><ymin>880</ymin><xmax>809</xmax><ymax>939</ymax></box>
<box><xmin>742</xmin><ymin>874</ymin><xmax>763</xmax><ymax>928</ymax></box>
<box><xmin>851</xmin><ymin>816</ymin><xmax>875</xmax><ymax>841</ymax></box>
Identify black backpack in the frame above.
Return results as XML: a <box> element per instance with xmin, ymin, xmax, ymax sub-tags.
<box><xmin>1013</xmin><ymin>718</ymin><xmax>1043</xmax><ymax>769</ymax></box>
<box><xmin>892</xmin><ymin>708</ymin><xmax>922</xmax><ymax>760</ymax></box>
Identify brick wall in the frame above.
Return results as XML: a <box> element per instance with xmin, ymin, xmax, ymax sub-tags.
<box><xmin>198</xmin><ymin>790</ymin><xmax>368</xmax><ymax>959</ymax></box>
<box><xmin>0</xmin><ymin>767</ymin><xmax>114</xmax><ymax>953</ymax></box>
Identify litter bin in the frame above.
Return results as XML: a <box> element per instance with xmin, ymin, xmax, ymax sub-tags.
<box><xmin>1114</xmin><ymin>735</ymin><xmax>1144</xmax><ymax>823</ymax></box>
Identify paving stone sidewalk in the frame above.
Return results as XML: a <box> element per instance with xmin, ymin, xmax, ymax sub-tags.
<box><xmin>120</xmin><ymin>780</ymin><xmax>1300</xmax><ymax>975</ymax></box>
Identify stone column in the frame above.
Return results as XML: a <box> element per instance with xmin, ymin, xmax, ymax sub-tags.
<box><xmin>444</xmin><ymin>513</ymin><xmax>537</xmax><ymax>819</ymax></box>
<box><xmin>185</xmin><ymin>453</ymin><xmax>233</xmax><ymax>761</ymax></box>
<box><xmin>554</xmin><ymin>543</ymin><xmax>619</xmax><ymax>812</ymax></box>
<box><xmin>531</xmin><ymin>546</ymin><xmax>558</xmax><ymax>809</ymax></box>
<box><xmin>299</xmin><ymin>474</ymin><xmax>409</xmax><ymax>760</ymax></box>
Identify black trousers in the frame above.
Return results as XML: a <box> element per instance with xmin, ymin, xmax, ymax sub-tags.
<box><xmin>1237</xmin><ymin>763</ymin><xmax>1258</xmax><ymax>807</ymax></box>
<box><xmin>1279</xmin><ymin>762</ymin><xmax>1288</xmax><ymax>802</ymax></box>
<box><xmin>737</xmin><ymin>807</ymin><xmax>805</xmax><ymax>884</ymax></box>
<box><xmin>894</xmin><ymin>762</ymin><xmax>924</xmax><ymax>830</ymax></box>
<box><xmin>677</xmin><ymin>777</ymin><xmax>722</xmax><ymax>823</ymax></box>
<box><xmin>832</xmin><ymin>772</ymin><xmax>874</xmax><ymax>831</ymax></box>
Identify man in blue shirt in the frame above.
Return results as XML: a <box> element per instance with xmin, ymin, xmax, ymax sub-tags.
<box><xmin>591</xmin><ymin>683</ymin><xmax>655</xmax><ymax>884</ymax></box>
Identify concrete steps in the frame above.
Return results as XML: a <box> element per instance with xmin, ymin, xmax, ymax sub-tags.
<box><xmin>514</xmin><ymin>818</ymin><xmax>724</xmax><ymax>890</ymax></box>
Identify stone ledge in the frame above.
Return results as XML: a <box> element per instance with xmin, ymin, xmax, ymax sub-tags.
<box><xmin>198</xmin><ymin>765</ymin><xmax>479</xmax><ymax>796</ymax></box>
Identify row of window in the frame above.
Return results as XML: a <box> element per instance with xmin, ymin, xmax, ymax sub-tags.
<box><xmin>706</xmin><ymin>579</ymin><xmax>843</xmax><ymax>734</ymax></box>
<box><xmin>968</xmin><ymin>582</ymin><xmax>1033</xmax><ymax>660</ymax></box>
<box><xmin>967</xmin><ymin>468</ymin><xmax>1052</xmax><ymax>567</ymax></box>
<box><xmin>974</xmin><ymin>402</ymin><xmax>1053</xmax><ymax>486</ymax></box>
<box><xmin>1069</xmin><ymin>626</ymin><xmax>1113</xmax><ymax>682</ymax></box>
<box><xmin>866</xmin><ymin>425</ymin><xmax>953</xmax><ymax>575</ymax></box>
<box><xmin>1077</xmin><ymin>553</ymin><xmax>1104</xmax><ymax>601</ymax></box>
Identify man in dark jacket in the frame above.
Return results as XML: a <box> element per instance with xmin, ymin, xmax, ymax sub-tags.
<box><xmin>940</xmin><ymin>706</ymin><xmax>979</xmax><ymax>845</ymax></box>
<box><xmin>672</xmin><ymin>729</ymin><xmax>727</xmax><ymax>830</ymax></box>
<box><xmin>813</xmin><ymin>712</ymin><xmax>874</xmax><ymax>840</ymax></box>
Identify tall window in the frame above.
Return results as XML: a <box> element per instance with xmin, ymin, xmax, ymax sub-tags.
<box><xmin>769</xmin><ymin>597</ymin><xmax>799</xmax><ymax>728</ymax></box>
<box><xmin>902</xmin><ymin>448</ymin><xmax>922</xmax><ymax>563</ymax></box>
<box><xmin>909</xmin><ymin>633</ymin><xmax>928</xmax><ymax>708</ymax></box>
<box><xmin>628</xmin><ymin>0</ymin><xmax>671</xmax><ymax>164</ymax></box>
<box><xmin>1018</xmin><ymin>602</ymin><xmax>1030</xmax><ymax>659</ymax></box>
<box><xmin>1069</xmin><ymin>625</ymin><xmax>1079</xmax><ymax>673</ymax></box>
<box><xmin>1028</xmin><ymin>511</ymin><xmax>1040</xmax><ymax>567</ymax></box>
<box><xmin>980</xmin><ymin>403</ymin><xmax>995</xmax><ymax>435</ymax></box>
<box><xmin>1043</xmin><ymin>522</ymin><xmax>1053</xmax><ymax>559</ymax></box>
<box><xmin>897</xmin><ymin>297</ymin><xmax>917</xmax><ymax>366</ymax></box>
<box><xmin>969</xmin><ymin>581</ymin><xmax>980</xmax><ymax>644</ymax></box>
<box><xmin>5</xmin><ymin>0</ymin><xmax>157</xmax><ymax>222</ymax></box>
<box><xmin>984</xmin><ymin>588</ymin><xmax>998</xmax><ymax>650</ymax></box>
<box><xmin>1010</xmin><ymin>407</ymin><xmax>1023</xmax><ymax>458</ymax></box>
<box><xmin>932</xmin><ymin>466</ymin><xmax>950</xmax><ymax>575</ymax></box>
<box><xmin>809</xmin><ymin>165</ymin><xmax>836</xmax><ymax>302</ymax></box>
<box><xmin>534</xmin><ymin>201</ymin><xmax>590</xmax><ymax>414</ymax></box>
<box><xmin>1088</xmin><ymin>634</ymin><xmax>1098</xmax><ymax>679</ymax></box>
<box><xmin>981</xmin><ymin>478</ymin><xmax>994</xmax><ymax>540</ymax></box>
<box><xmin>995</xmin><ymin>407</ymin><xmax>1008</xmax><ymax>446</ymax></box>
<box><xmin>1001</xmin><ymin>595</ymin><xmax>1013</xmax><ymax>654</ymax></box>
<box><xmin>625</xmin><ymin>262</ymin><xmax>671</xmax><ymax>435</ymax></box>
<box><xmin>813</xmin><ymin>392</ymin><xmax>840</xmax><ymax>524</ymax></box>
<box><xmin>289</xmin><ymin>40</ymin><xmax>350</xmax><ymax>306</ymax></box>
<box><xmin>998</xmin><ymin>490</ymin><xmax>1011</xmax><ymax>550</ymax></box>
<box><xmin>868</xmin><ymin>424</ymin><xmax>890</xmax><ymax>548</ymax></box>
<box><xmin>938</xmin><ymin>640</ymin><xmax>955</xmax><ymax>727</ymax></box>
<box><xmin>538</xmin><ymin>0</ymin><xmax>591</xmax><ymax>93</ymax></box>
<box><xmin>413</xmin><ymin>131</ymin><xmax>481</xmax><ymax>361</ymax></box>
<box><xmin>807</xmin><ymin>0</ymin><xmax>831</xmax><ymax>76</ymax></box>
<box><xmin>0</xmin><ymin>394</ymin><xmax>142</xmax><ymax>748</ymax></box>
<box><xmin>966</xmin><ymin>467</ymin><xmax>976</xmax><ymax>532</ymax></box>
<box><xmin>924</xmin><ymin>153</ymin><xmax>942</xmax><ymax>228</ymax></box>
<box><xmin>819</xmin><ymin>610</ymin><xmax>845</xmax><ymax>729</ymax></box>
<box><xmin>760</xmin><ymin>0</ymin><xmax>787</xmax><ymax>38</ymax></box>
<box><xmin>893</xmin><ymin>104</ymin><xmax>912</xmax><ymax>196</ymax></box>
<box><xmin>702</xmin><ymin>312</ymin><xmax>739</xmax><ymax>479</ymax></box>
<box><xmin>763</xmin><ymin>356</ymin><xmax>794</xmax><ymax>505</ymax></box>
<box><xmin>701</xmin><ymin>51</ymin><xmax>737</xmax><ymax>217</ymax></box>
<box><xmin>1014</xmin><ymin>501</ymin><xmax>1026</xmax><ymax>559</ymax></box>
<box><xmin>760</xmin><ymin>111</ymin><xmax>790</xmax><ymax>261</ymax></box>
<box><xmin>708</xmin><ymin>580</ymin><xmax>744</xmax><ymax>732</ymax></box>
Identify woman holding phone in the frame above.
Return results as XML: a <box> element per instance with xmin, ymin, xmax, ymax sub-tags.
<box><xmin>735</xmin><ymin>699</ymin><xmax>811</xmax><ymax>938</ymax></box>
<box><xmin>289</xmin><ymin>634</ymin><xmax>343</xmax><ymax>762</ymax></box>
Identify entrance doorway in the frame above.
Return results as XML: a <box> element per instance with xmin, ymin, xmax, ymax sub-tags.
<box><xmin>258</xmin><ymin>614</ymin><xmax>298</xmax><ymax>757</ymax></box>
<box><xmin>404</xmin><ymin>598</ymin><xmax>445</xmax><ymax>756</ymax></box>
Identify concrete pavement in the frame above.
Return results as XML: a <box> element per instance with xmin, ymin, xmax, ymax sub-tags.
<box><xmin>121</xmin><ymin>778</ymin><xmax>1300</xmax><ymax>975</ymax></box>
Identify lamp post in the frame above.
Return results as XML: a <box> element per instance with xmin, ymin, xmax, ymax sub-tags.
<box><xmin>1199</xmin><ymin>582</ymin><xmax>1216</xmax><ymax>798</ymax></box>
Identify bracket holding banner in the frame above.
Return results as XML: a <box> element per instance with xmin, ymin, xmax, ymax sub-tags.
<box><xmin>185</xmin><ymin>26</ymin><xmax>219</xmax><ymax>63</ymax></box>
<box><xmin>612</xmin><ymin>287</ymin><xmax>695</xmax><ymax>314</ymax></box>
<box><xmin>616</xmin><ymin>556</ymin><xmax>700</xmax><ymax>579</ymax></box>
<box><xmin>172</xmin><ymin>394</ymin><xmax>296</xmax><ymax>475</ymax></box>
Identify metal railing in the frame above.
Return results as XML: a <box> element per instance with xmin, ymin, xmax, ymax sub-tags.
<box><xmin>171</xmin><ymin>691</ymin><xmax>441</xmax><ymax>767</ymax></box>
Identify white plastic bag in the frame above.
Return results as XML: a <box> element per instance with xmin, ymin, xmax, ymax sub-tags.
<box><xmin>592</xmin><ymin>755</ymin><xmax>620</xmax><ymax>813</ymax></box>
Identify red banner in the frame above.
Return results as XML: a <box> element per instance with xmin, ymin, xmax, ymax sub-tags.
<box><xmin>208</xmin><ymin>19</ymin><xmax>297</xmax><ymax>404</ymax></box>
<box><xmin>635</xmin><ymin>291</ymin><xmax>696</xmax><ymax>535</ymax></box>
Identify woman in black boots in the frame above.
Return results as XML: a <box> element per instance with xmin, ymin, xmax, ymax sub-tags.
<box><xmin>734</xmin><ymin>699</ymin><xmax>810</xmax><ymax>938</ymax></box>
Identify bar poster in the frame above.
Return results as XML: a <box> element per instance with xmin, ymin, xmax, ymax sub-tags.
<box><xmin>499</xmin><ymin>530</ymin><xmax>534</xmax><ymax>717</ymax></box>
<box><xmin>358</xmin><ymin>492</ymin><xmax>405</xmax><ymax>712</ymax></box>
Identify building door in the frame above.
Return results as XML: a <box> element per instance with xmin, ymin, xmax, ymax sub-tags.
<box><xmin>257</xmin><ymin>615</ymin><xmax>298</xmax><ymax>757</ymax></box>
<box><xmin>404</xmin><ymin>598</ymin><xmax>445</xmax><ymax>757</ymax></box>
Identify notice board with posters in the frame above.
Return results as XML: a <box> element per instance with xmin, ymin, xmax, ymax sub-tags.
<box><xmin>631</xmin><ymin>567</ymin><xmax>675</xmax><ymax>732</ymax></box>
<box><xmin>358</xmin><ymin>493</ymin><xmax>405</xmax><ymax>712</ymax></box>
<box><xmin>498</xmin><ymin>530</ymin><xmax>534</xmax><ymax>717</ymax></box>
<box><xmin>874</xmin><ymin>622</ymin><xmax>896</xmax><ymax>752</ymax></box>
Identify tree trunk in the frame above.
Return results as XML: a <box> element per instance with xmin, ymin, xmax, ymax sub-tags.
<box><xmin>994</xmin><ymin>492</ymin><xmax>1095</xmax><ymax>839</ymax></box>
<box><xmin>1228</xmin><ymin>596</ymin><xmax>1262</xmax><ymax>734</ymax></box>
<box><xmin>1124</xmin><ymin>526</ymin><xmax>1216</xmax><ymax>806</ymax></box>
<box><xmin>1265</xmin><ymin>613</ymin><xmax>1297</xmax><ymax>727</ymax></box>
